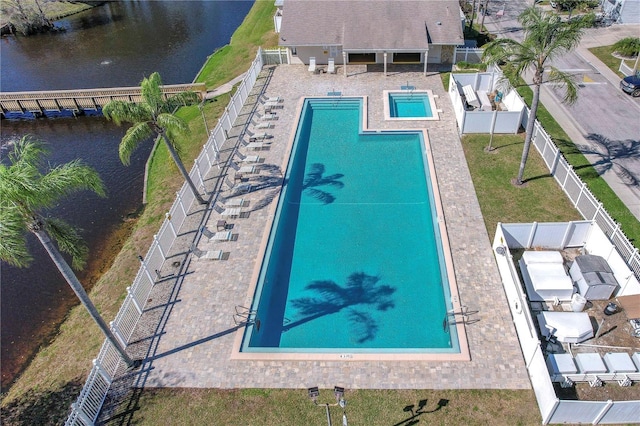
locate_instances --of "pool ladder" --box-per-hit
[233,305,257,326]
[442,306,479,331]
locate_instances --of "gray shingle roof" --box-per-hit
[279,0,464,50]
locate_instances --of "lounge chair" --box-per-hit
[224,197,245,207]
[247,131,273,140]
[327,57,336,74]
[240,155,261,163]
[253,121,272,130]
[238,165,257,174]
[264,100,283,109]
[259,113,278,121]
[191,245,224,260]
[200,226,232,242]
[221,207,244,217]
[264,96,282,103]
[308,57,318,73]
[246,141,269,150]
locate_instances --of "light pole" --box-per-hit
[308,386,348,426]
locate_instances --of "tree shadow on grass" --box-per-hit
[0,380,83,426]
[285,272,395,343]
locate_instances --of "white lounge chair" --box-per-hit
[253,122,272,129]
[224,198,245,207]
[259,113,278,121]
[264,101,283,109]
[327,57,336,74]
[246,142,269,150]
[264,96,282,103]
[191,245,224,260]
[308,57,318,73]
[240,155,261,163]
[248,131,273,140]
[221,207,243,217]
[200,227,232,242]
[238,165,257,174]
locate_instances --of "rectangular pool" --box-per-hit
[236,98,465,360]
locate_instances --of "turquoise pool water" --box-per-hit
[241,98,458,353]
[389,93,433,118]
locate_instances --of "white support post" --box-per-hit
[225,109,233,129]
[166,212,177,238]
[550,149,561,175]
[127,287,143,314]
[574,183,585,208]
[593,202,603,220]
[195,162,205,190]
[140,257,155,285]
[527,222,538,248]
[423,49,428,75]
[109,321,127,348]
[383,52,387,76]
[343,51,347,77]
[560,221,573,248]
[93,358,113,383]
[176,191,187,216]
[154,234,166,259]
[592,400,614,424]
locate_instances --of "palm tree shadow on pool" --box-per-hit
[302,163,344,204]
[284,272,396,343]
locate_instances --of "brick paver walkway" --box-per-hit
[102,64,529,420]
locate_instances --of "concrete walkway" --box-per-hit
[205,73,247,99]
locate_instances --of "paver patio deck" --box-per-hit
[130,64,531,391]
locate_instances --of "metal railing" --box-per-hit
[66,48,267,425]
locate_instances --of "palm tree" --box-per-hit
[102,72,206,204]
[483,7,589,185]
[0,136,138,368]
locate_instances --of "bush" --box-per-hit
[613,37,640,57]
[456,61,488,71]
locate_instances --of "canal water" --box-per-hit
[0,0,254,391]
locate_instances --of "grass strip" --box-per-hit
[588,45,631,78]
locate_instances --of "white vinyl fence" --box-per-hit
[529,120,640,280]
[66,48,270,426]
[453,46,484,64]
[493,223,640,425]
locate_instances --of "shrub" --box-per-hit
[613,37,640,57]
[456,61,488,71]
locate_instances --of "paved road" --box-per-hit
[481,1,640,221]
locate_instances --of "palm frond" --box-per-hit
[45,217,89,270]
[119,122,154,165]
[546,67,579,104]
[0,200,32,267]
[156,112,189,134]
[103,100,150,125]
[164,91,200,112]
[39,160,107,203]
[141,72,165,115]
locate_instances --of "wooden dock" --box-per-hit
[0,83,207,118]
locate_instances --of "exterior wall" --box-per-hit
[440,45,455,64]
[292,46,344,65]
[289,45,456,65]
[427,45,442,63]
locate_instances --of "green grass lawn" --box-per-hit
[588,45,631,78]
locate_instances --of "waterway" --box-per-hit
[0,0,254,391]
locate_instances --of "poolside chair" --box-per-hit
[246,141,270,150]
[264,100,283,109]
[221,207,244,218]
[259,113,278,121]
[240,155,261,163]
[224,197,245,207]
[200,226,232,242]
[308,57,318,73]
[247,130,273,140]
[191,244,224,260]
[264,96,282,103]
[252,121,272,130]
[327,57,336,74]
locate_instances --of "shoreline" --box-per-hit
[1,0,277,416]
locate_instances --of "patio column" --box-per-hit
[342,51,347,77]
[383,52,387,77]
[423,49,428,76]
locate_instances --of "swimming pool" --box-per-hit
[236,98,465,360]
[384,90,440,121]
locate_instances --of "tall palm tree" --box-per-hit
[0,136,138,368]
[102,72,206,204]
[483,7,589,185]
